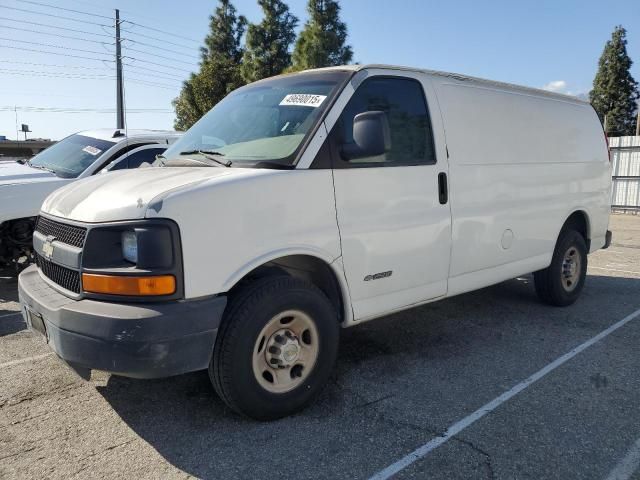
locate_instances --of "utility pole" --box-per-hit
[115,9,125,129]
[636,110,639,137]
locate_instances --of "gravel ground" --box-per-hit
[1,214,639,480]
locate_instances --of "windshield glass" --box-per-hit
[29,134,116,178]
[163,71,351,166]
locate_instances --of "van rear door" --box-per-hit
[327,73,451,320]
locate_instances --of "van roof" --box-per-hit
[304,64,589,104]
[77,129,182,143]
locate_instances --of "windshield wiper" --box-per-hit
[27,162,56,174]
[179,150,232,168]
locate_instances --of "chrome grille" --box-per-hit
[35,216,87,248]
[35,253,81,294]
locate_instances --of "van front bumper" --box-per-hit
[18,265,226,379]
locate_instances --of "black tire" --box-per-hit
[210,276,339,420]
[534,229,588,306]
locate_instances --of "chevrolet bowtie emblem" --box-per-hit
[42,237,55,259]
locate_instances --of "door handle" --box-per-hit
[438,172,448,204]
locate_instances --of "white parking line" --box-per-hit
[605,437,640,480]
[369,306,640,480]
[0,311,21,319]
[0,353,54,370]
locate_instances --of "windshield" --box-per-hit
[29,134,116,178]
[163,71,351,167]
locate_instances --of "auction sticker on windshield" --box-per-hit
[279,94,327,108]
[82,146,102,156]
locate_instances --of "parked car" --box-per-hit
[0,129,181,267]
[18,65,611,420]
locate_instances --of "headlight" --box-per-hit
[122,230,138,263]
[81,219,182,300]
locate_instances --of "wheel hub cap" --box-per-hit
[266,329,301,368]
[252,310,319,394]
[561,246,581,292]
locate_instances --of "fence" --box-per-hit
[610,136,640,212]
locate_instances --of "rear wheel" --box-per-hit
[534,229,588,306]
[210,276,339,420]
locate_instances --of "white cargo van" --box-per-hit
[18,65,612,420]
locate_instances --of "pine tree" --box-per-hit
[589,26,639,136]
[242,0,298,83]
[173,0,247,131]
[291,0,353,71]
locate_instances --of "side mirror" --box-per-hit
[341,110,391,160]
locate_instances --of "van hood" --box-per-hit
[0,160,57,186]
[41,166,263,222]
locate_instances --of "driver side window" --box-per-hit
[331,76,436,167]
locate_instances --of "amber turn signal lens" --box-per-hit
[82,274,176,296]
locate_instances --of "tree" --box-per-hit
[291,0,353,71]
[242,0,298,83]
[589,26,639,136]
[173,0,247,130]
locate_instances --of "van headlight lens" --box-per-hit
[122,230,138,263]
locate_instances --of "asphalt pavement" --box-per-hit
[1,214,639,480]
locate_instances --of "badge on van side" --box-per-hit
[364,271,392,281]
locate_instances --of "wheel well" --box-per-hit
[229,255,345,323]
[563,211,590,249]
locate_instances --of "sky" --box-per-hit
[0,0,638,140]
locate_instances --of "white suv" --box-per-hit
[0,129,181,266]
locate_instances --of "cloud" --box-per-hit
[541,80,589,99]
[543,80,568,93]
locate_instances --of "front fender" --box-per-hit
[220,246,339,292]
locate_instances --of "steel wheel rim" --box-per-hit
[561,246,581,292]
[252,309,319,394]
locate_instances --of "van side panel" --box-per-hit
[432,79,610,296]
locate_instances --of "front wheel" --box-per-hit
[534,229,588,306]
[210,276,339,420]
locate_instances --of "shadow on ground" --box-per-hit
[95,274,640,479]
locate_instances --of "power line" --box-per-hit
[0,67,113,77]
[0,15,113,38]
[0,44,115,62]
[15,0,113,20]
[122,20,200,44]
[64,0,123,14]
[0,23,109,45]
[0,105,173,113]
[123,45,198,67]
[66,0,180,28]
[122,38,201,61]
[124,66,186,83]
[0,5,113,28]
[0,68,114,79]
[0,68,183,89]
[126,74,181,88]
[123,63,185,80]
[123,55,194,74]
[121,28,199,51]
[126,79,181,91]
[2,88,112,99]
[0,37,113,57]
[1,59,112,71]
